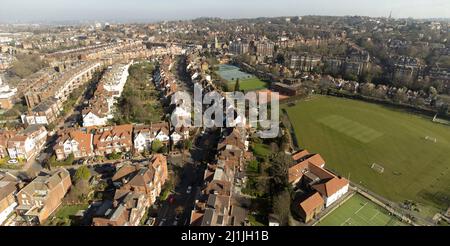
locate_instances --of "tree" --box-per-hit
[65,154,75,165]
[275,53,285,65]
[393,88,408,104]
[65,179,90,204]
[270,152,292,193]
[234,78,240,92]
[151,140,163,153]
[107,151,122,160]
[360,83,376,97]
[429,86,438,98]
[73,166,91,184]
[273,190,291,226]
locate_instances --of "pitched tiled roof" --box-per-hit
[56,129,92,153]
[312,177,349,197]
[93,124,133,147]
[292,150,310,161]
[299,192,324,215]
[288,153,326,183]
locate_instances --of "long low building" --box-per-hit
[21,61,104,126]
[24,61,103,109]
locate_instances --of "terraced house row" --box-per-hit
[53,123,179,161]
[82,62,131,127]
[0,125,48,162]
[152,55,190,143]
[21,61,104,126]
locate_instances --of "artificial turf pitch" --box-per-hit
[216,64,268,92]
[317,194,407,226]
[284,96,450,217]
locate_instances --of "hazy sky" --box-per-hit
[1,0,449,23]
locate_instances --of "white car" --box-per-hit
[7,159,18,164]
[186,186,192,194]
[146,218,156,226]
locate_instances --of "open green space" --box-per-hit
[284,95,450,217]
[113,62,164,125]
[317,194,407,226]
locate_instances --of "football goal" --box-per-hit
[424,136,437,143]
[371,163,385,174]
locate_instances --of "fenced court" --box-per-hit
[217,64,255,81]
[217,64,268,91]
[317,194,408,226]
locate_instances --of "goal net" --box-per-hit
[424,136,437,143]
[371,163,385,174]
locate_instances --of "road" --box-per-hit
[154,56,223,226]
[156,160,204,226]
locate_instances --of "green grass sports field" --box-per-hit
[284,96,450,217]
[317,194,407,226]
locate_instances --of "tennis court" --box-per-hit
[317,194,408,226]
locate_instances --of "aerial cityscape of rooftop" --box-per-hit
[0,0,449,239]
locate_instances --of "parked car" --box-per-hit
[7,159,18,164]
[146,217,156,226]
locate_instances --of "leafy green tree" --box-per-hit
[270,152,292,193]
[273,190,291,226]
[73,166,91,183]
[151,140,163,153]
[107,151,122,160]
[65,154,75,165]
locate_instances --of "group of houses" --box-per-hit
[82,62,131,127]
[0,168,72,225]
[21,61,104,126]
[0,153,169,226]
[190,127,250,226]
[91,154,168,226]
[152,55,191,143]
[53,122,178,161]
[0,125,48,162]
